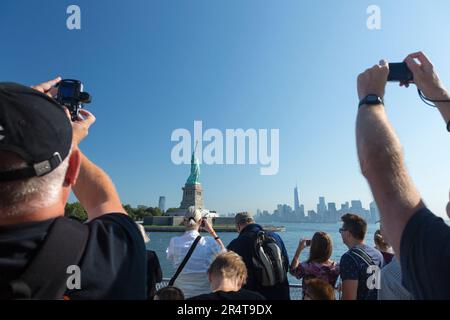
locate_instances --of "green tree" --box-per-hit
[123,204,137,220]
[65,202,88,222]
[145,207,163,217]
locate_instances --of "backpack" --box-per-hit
[250,230,288,287]
[0,217,89,299]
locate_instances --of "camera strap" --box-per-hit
[417,89,450,132]
[168,235,202,287]
[417,88,450,107]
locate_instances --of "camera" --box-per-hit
[387,62,413,82]
[305,240,311,246]
[55,79,92,121]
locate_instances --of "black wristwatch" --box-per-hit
[359,94,384,108]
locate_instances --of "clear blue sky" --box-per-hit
[1,0,449,218]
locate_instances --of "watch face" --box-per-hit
[367,95,378,103]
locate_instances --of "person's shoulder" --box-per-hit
[87,213,141,240]
[268,231,284,242]
[147,250,158,260]
[227,237,240,250]
[188,293,218,300]
[340,250,352,262]
[238,289,266,300]
[87,212,135,229]
[84,213,146,262]
[402,207,450,248]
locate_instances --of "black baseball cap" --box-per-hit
[0,82,72,182]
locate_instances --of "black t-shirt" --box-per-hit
[400,207,450,299]
[146,250,163,299]
[188,289,266,300]
[0,213,147,299]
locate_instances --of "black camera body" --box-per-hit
[56,79,91,121]
[387,62,413,82]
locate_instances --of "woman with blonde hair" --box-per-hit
[166,206,225,298]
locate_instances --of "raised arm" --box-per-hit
[356,60,424,256]
[403,52,450,129]
[289,239,307,274]
[71,109,126,220]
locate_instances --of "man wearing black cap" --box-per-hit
[0,78,146,299]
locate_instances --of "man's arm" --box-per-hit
[404,52,450,128]
[341,280,358,300]
[356,60,423,256]
[71,109,126,220]
[72,150,126,220]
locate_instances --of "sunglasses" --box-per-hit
[339,227,347,233]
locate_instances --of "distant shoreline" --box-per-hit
[143,225,285,232]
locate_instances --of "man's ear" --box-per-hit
[64,149,81,186]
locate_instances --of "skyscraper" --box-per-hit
[317,196,327,221]
[158,196,166,213]
[293,185,304,219]
[294,185,300,211]
[328,202,337,222]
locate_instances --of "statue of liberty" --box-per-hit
[186,141,200,185]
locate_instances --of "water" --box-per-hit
[146,222,380,285]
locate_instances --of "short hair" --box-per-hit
[234,211,254,226]
[0,150,70,218]
[208,251,247,286]
[154,286,184,300]
[184,206,202,228]
[304,278,335,300]
[341,213,367,240]
[308,232,333,264]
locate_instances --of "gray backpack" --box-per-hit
[251,230,287,287]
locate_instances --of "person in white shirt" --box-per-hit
[166,206,226,298]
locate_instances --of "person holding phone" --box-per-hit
[166,206,225,298]
[290,232,340,299]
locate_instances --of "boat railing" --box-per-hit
[156,278,341,300]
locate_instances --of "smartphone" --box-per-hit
[305,240,311,246]
[387,62,413,82]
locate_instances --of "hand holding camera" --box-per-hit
[402,52,450,101]
[357,59,389,101]
[31,77,95,145]
[296,238,311,253]
[55,79,92,121]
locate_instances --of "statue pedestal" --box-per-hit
[179,183,204,210]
